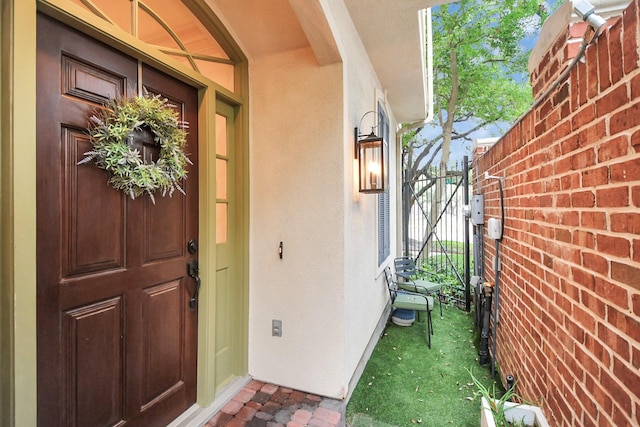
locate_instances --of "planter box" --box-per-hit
[481,397,550,427]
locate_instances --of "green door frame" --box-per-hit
[0,1,250,425]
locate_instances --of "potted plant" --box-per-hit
[468,370,550,427]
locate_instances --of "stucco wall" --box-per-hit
[249,45,348,397]
[248,0,397,399]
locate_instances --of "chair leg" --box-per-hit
[426,310,432,349]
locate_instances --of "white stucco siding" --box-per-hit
[242,0,408,400]
[324,0,398,395]
[249,46,347,398]
[341,75,397,393]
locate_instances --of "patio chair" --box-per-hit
[394,257,444,316]
[383,267,434,348]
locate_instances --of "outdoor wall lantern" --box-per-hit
[355,112,385,193]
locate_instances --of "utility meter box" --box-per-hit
[471,195,484,225]
[488,218,502,240]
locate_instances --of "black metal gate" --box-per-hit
[401,156,471,310]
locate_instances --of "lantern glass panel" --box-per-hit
[358,136,384,193]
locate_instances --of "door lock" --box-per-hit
[187,259,201,310]
[187,239,198,254]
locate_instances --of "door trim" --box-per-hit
[2,1,250,425]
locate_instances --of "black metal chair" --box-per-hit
[394,257,443,316]
[383,267,434,348]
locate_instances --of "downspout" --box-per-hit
[398,8,434,256]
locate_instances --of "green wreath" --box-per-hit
[79,94,191,203]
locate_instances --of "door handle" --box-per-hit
[187,259,201,310]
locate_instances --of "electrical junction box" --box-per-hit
[471,195,484,225]
[487,218,502,240]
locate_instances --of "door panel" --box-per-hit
[63,298,125,427]
[142,280,183,406]
[63,127,126,276]
[37,14,198,427]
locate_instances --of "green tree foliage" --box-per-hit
[404,0,549,182]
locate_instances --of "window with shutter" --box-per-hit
[377,105,390,266]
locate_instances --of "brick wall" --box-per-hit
[474,1,640,425]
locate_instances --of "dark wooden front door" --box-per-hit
[36,14,199,427]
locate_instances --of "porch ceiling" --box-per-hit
[210,0,451,123]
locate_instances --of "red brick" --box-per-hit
[597,234,630,257]
[564,306,596,338]
[632,129,640,152]
[600,323,627,364]
[596,187,629,207]
[598,31,612,91]
[313,407,341,424]
[573,267,596,290]
[622,0,640,75]
[609,23,624,84]
[596,84,628,116]
[598,135,629,162]
[610,212,640,233]
[573,103,596,129]
[600,364,633,417]
[308,418,333,427]
[207,411,234,426]
[585,333,611,367]
[611,261,640,290]
[611,158,640,182]
[575,377,598,421]
[573,191,595,207]
[585,374,613,419]
[610,102,640,136]
[570,21,590,38]
[612,404,631,427]
[261,383,279,395]
[222,400,245,415]
[246,380,266,391]
[583,252,608,276]
[600,279,629,309]
[556,193,571,207]
[634,239,640,262]
[553,157,571,175]
[634,293,640,316]
[236,406,258,421]
[582,166,608,187]
[234,389,257,403]
[581,211,607,229]
[613,357,640,397]
[582,289,607,319]
[574,230,596,248]
[572,149,596,170]
[633,185,640,206]
[291,409,312,424]
[633,74,640,100]
[561,211,579,226]
[586,44,599,99]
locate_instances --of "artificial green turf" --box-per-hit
[346,305,504,427]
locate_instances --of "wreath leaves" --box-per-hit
[79,93,191,203]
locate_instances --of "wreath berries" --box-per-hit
[79,94,191,203]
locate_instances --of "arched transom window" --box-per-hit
[70,0,237,92]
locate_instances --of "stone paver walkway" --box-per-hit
[205,380,344,427]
